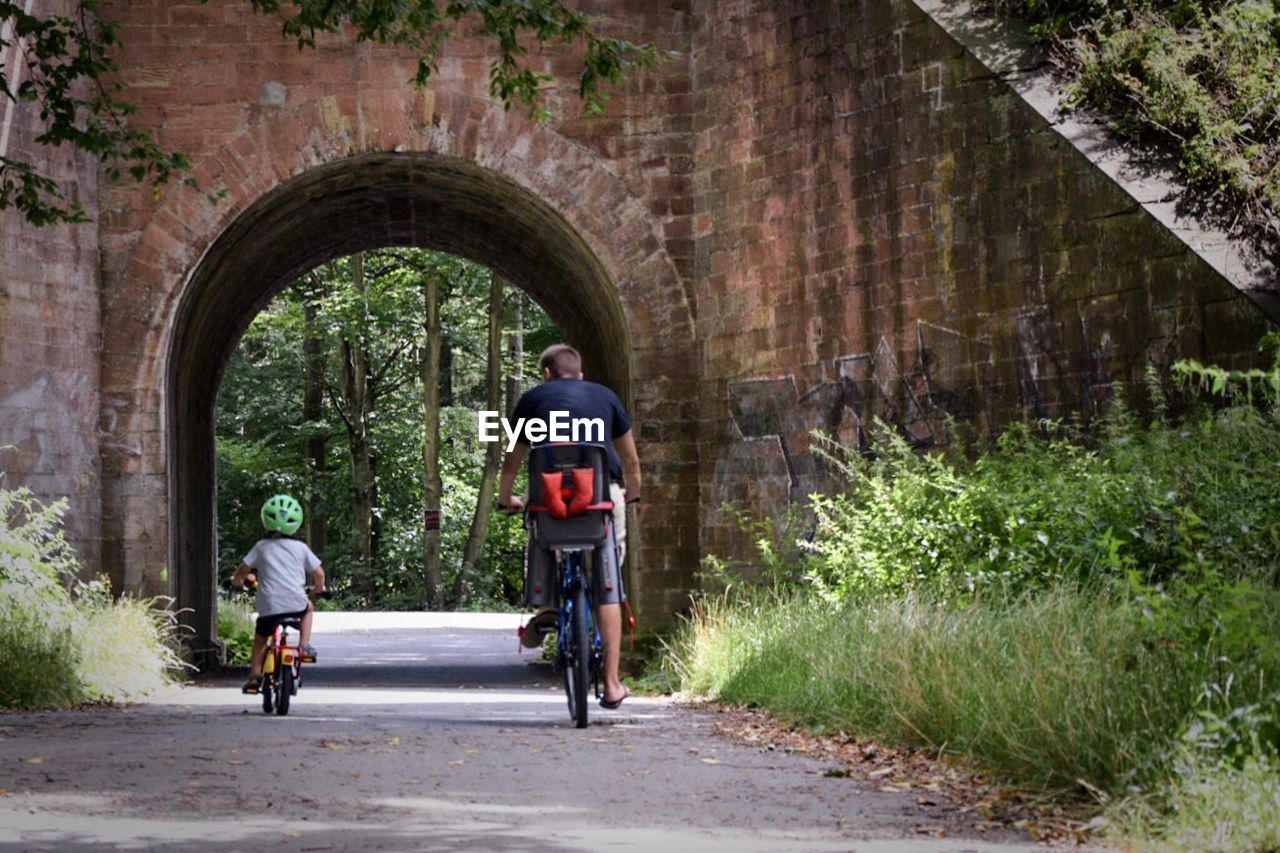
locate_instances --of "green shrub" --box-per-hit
[670,366,1280,809]
[801,394,1280,599]
[218,595,256,665]
[989,0,1280,256]
[0,602,83,710]
[0,484,184,708]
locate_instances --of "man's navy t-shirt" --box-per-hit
[512,378,631,481]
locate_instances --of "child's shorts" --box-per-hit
[255,607,310,638]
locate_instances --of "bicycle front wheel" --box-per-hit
[565,584,590,728]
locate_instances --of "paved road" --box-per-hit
[0,614,1035,852]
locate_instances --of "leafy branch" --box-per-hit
[0,0,190,225]
[2,0,673,227]
[249,0,673,120]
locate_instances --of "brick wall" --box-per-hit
[0,0,102,571]
[690,0,1274,564]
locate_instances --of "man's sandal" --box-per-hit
[599,687,630,710]
[241,675,263,695]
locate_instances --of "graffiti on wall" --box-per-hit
[726,321,994,504]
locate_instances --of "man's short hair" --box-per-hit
[539,344,582,378]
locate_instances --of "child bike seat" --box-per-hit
[526,443,613,550]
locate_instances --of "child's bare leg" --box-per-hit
[249,634,268,676]
[300,602,315,648]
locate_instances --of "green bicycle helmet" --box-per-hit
[261,494,303,535]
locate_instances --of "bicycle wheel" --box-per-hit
[276,665,292,716]
[261,675,274,714]
[565,584,590,728]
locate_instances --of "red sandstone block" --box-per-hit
[158,25,248,46]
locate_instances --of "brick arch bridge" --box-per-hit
[2,0,1275,655]
[102,88,696,653]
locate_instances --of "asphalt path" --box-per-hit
[0,613,1037,852]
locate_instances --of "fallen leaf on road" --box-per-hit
[867,767,894,779]
[387,737,400,746]
[319,741,346,750]
[283,831,304,838]
[0,788,7,796]
[448,759,466,766]
[700,757,721,765]
[23,757,45,765]
[465,749,479,755]
[225,759,247,765]
[821,768,851,778]
[622,744,635,752]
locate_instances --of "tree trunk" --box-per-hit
[338,254,375,594]
[302,283,328,555]
[506,293,524,416]
[421,269,444,609]
[458,273,505,601]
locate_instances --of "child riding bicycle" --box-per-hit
[230,494,326,694]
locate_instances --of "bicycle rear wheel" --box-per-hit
[564,584,590,728]
[261,675,274,714]
[276,666,293,716]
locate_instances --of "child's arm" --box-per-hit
[230,561,256,589]
[309,565,326,596]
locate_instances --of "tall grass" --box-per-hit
[1,485,185,709]
[668,584,1279,795]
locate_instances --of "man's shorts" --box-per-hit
[525,522,624,609]
[255,607,310,638]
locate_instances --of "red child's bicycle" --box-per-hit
[227,579,330,716]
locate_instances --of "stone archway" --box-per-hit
[99,90,700,657]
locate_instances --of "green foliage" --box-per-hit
[799,396,1280,599]
[990,0,1280,257]
[3,1,668,227]
[248,0,672,120]
[217,595,256,666]
[667,584,1280,795]
[0,0,191,225]
[216,249,554,610]
[670,358,1280,832]
[1115,752,1280,850]
[0,484,184,709]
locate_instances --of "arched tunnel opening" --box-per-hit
[169,153,634,658]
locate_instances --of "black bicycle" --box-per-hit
[520,442,615,728]
[554,549,604,727]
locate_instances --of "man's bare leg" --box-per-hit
[597,602,627,703]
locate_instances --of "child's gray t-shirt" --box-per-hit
[243,537,322,617]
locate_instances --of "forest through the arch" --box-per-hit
[216,249,561,617]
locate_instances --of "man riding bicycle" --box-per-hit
[497,344,642,710]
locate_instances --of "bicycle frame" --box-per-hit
[260,621,308,716]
